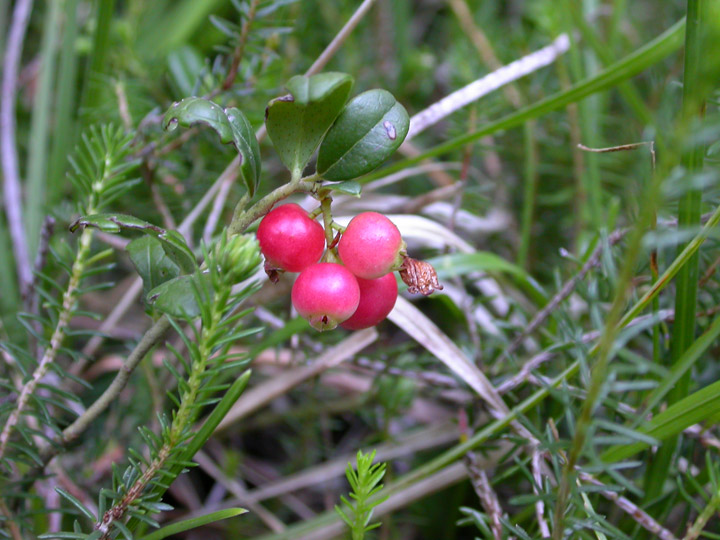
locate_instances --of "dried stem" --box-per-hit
[1,0,34,296]
[220,0,261,91]
[305,0,378,76]
[577,471,677,540]
[40,315,172,464]
[465,452,504,540]
[95,442,172,537]
[28,216,56,317]
[0,498,23,540]
[532,450,550,538]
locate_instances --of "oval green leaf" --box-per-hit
[225,107,261,195]
[146,273,210,319]
[317,89,409,181]
[127,236,181,298]
[163,98,261,195]
[265,72,353,178]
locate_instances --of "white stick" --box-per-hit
[406,33,570,140]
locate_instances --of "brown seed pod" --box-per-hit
[399,257,443,296]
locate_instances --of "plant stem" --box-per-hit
[79,0,115,116]
[518,121,538,269]
[0,225,94,461]
[51,316,171,454]
[96,253,241,536]
[227,177,315,236]
[25,0,62,257]
[683,488,720,540]
[47,0,80,206]
[40,176,315,465]
[552,136,665,539]
[645,0,706,496]
[220,0,260,91]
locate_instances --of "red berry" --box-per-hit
[257,203,325,272]
[292,263,360,331]
[338,212,404,279]
[341,273,398,330]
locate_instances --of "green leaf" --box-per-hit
[317,89,409,181]
[137,508,247,540]
[265,72,354,178]
[70,213,196,274]
[634,313,720,426]
[146,274,209,319]
[162,98,261,195]
[55,487,96,521]
[158,230,196,274]
[163,97,233,140]
[69,213,160,234]
[325,180,362,197]
[601,378,720,463]
[126,237,181,298]
[167,46,207,98]
[225,107,261,196]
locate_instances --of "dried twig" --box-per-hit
[305,0,378,76]
[194,450,286,532]
[577,471,677,540]
[465,452,504,540]
[405,33,570,140]
[532,450,551,538]
[0,498,22,540]
[28,216,56,316]
[1,0,34,296]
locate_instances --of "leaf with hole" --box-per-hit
[71,214,196,274]
[317,89,409,181]
[265,72,353,178]
[162,97,260,195]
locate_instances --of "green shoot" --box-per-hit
[335,450,389,540]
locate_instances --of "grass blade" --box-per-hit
[137,508,247,540]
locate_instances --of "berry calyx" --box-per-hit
[340,273,398,330]
[257,203,325,273]
[292,263,360,331]
[338,212,404,279]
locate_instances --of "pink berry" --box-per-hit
[341,273,398,330]
[338,212,404,279]
[257,203,325,272]
[292,263,360,331]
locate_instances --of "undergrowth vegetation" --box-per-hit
[2,1,720,539]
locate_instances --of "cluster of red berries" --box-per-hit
[257,204,405,331]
